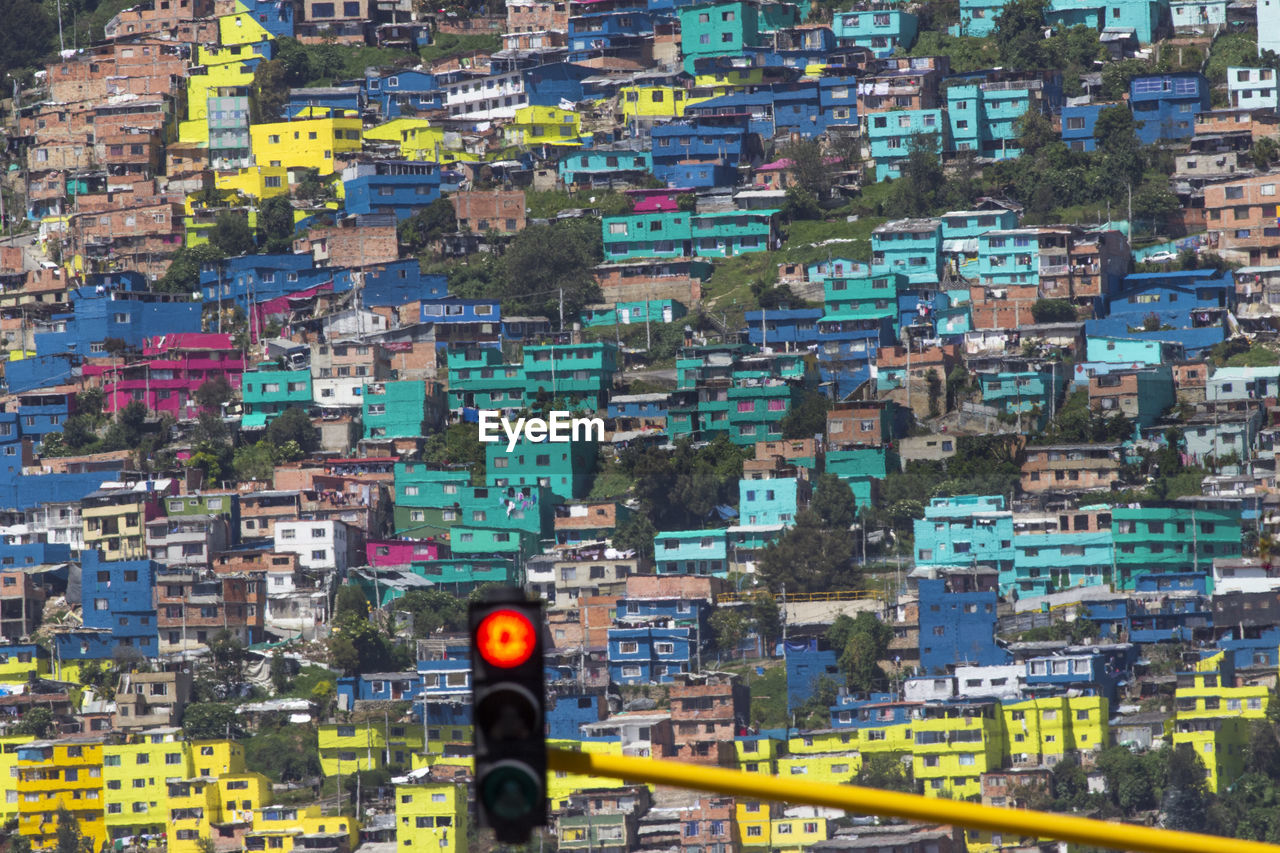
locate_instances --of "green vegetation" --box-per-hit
[418,31,502,63]
[758,474,860,592]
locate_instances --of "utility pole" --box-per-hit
[559,288,564,333]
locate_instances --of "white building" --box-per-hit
[1228,66,1279,110]
[1260,0,1280,55]
[273,519,362,572]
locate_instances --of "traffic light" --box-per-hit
[470,590,546,844]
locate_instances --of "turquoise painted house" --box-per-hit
[1010,528,1114,596]
[865,109,948,180]
[602,209,778,260]
[831,6,918,55]
[978,369,1066,428]
[913,495,1015,574]
[953,0,1010,35]
[523,342,619,408]
[655,529,729,575]
[1084,335,1181,366]
[446,347,527,411]
[945,75,1063,160]
[363,380,441,440]
[825,447,898,508]
[738,477,806,527]
[678,0,799,72]
[581,299,687,327]
[486,433,599,501]
[1046,0,1169,43]
[871,218,943,284]
[241,362,312,429]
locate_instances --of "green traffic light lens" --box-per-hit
[481,765,541,821]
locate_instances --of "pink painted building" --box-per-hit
[86,333,245,420]
[366,538,446,566]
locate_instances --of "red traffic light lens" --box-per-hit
[476,609,537,668]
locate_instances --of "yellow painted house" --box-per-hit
[735,737,781,775]
[911,705,1005,800]
[180,40,268,146]
[395,783,468,853]
[736,799,775,847]
[546,739,633,809]
[0,734,36,821]
[1001,696,1109,765]
[504,105,582,146]
[770,815,829,850]
[213,166,290,201]
[318,721,426,776]
[103,735,190,841]
[168,777,223,853]
[249,117,363,176]
[16,736,107,851]
[219,4,277,46]
[0,644,50,683]
[1176,651,1270,721]
[246,804,357,853]
[364,118,450,162]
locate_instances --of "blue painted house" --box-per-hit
[1085,269,1232,358]
[784,637,841,712]
[1129,73,1209,144]
[342,160,442,219]
[650,121,753,188]
[918,575,1009,674]
[201,254,353,309]
[54,551,159,662]
[361,260,448,306]
[34,277,202,358]
[1061,103,1113,151]
[364,69,442,117]
[608,626,693,684]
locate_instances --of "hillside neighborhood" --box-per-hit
[3,0,1280,849]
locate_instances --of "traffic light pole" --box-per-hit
[545,748,1280,853]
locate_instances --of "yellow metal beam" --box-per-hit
[546,747,1280,853]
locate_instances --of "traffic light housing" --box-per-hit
[470,590,546,844]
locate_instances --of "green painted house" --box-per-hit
[363,380,444,439]
[242,362,312,428]
[678,0,799,72]
[446,347,527,411]
[487,433,599,501]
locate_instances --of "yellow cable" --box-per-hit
[546,748,1280,853]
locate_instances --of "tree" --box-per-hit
[757,475,861,591]
[1031,298,1077,323]
[1093,105,1144,196]
[926,368,943,418]
[258,195,297,253]
[780,388,832,439]
[810,473,859,530]
[333,583,370,623]
[422,422,486,483]
[182,702,242,739]
[779,139,831,201]
[202,630,249,700]
[612,513,657,563]
[1163,743,1212,831]
[398,198,457,254]
[889,133,944,216]
[0,0,54,83]
[1132,178,1181,237]
[251,58,289,122]
[195,376,234,413]
[157,243,224,294]
[233,441,277,482]
[209,211,256,257]
[854,754,913,792]
[751,592,782,651]
[264,406,319,453]
[711,608,747,659]
[269,652,292,694]
[396,589,468,637]
[13,706,54,737]
[993,0,1049,69]
[54,807,92,853]
[499,218,603,322]
[829,612,892,693]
